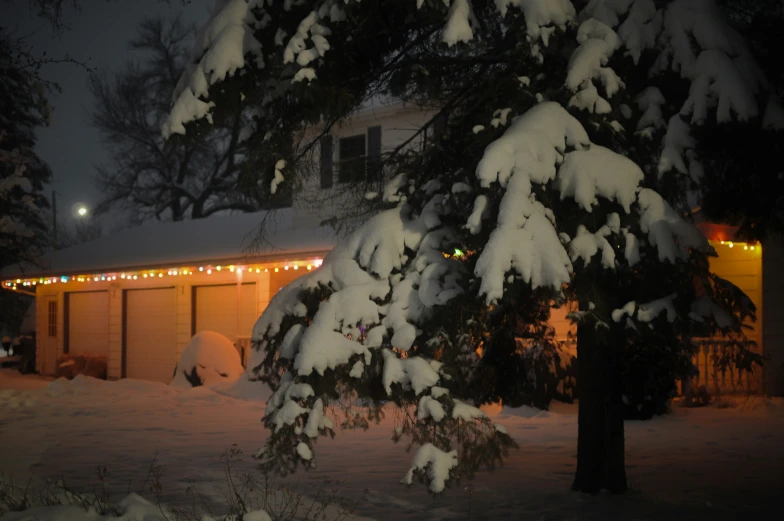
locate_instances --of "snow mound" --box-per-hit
[170,331,244,388]
[498,404,552,420]
[210,374,274,402]
[45,374,107,396]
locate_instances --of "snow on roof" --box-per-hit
[0,209,337,279]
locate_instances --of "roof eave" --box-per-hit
[0,248,332,281]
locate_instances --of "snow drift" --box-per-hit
[170,331,244,388]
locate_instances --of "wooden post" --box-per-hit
[236,268,243,361]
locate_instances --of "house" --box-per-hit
[692,222,784,396]
[0,99,429,383]
[291,98,439,229]
[0,209,336,382]
[2,100,782,396]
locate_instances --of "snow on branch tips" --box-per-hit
[636,86,666,133]
[557,146,643,213]
[442,0,476,46]
[566,17,623,111]
[283,5,342,84]
[574,0,783,184]
[472,101,710,303]
[495,0,576,60]
[580,0,660,64]
[163,0,263,137]
[473,102,586,302]
[637,188,708,262]
[270,160,286,194]
[402,443,458,493]
[652,0,774,125]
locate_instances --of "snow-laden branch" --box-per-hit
[472,102,708,304]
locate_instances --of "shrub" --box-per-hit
[55,354,107,380]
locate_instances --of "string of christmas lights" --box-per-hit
[2,241,759,291]
[1,259,324,291]
[715,240,760,251]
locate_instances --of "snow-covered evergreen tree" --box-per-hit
[0,29,52,270]
[0,28,55,340]
[169,0,773,495]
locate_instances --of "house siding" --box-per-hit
[692,242,765,393]
[708,244,764,349]
[293,105,438,229]
[108,284,123,379]
[175,283,192,360]
[763,239,784,396]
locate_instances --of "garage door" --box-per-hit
[68,291,109,357]
[194,283,256,340]
[125,288,177,383]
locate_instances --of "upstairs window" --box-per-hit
[320,126,381,187]
[337,134,367,183]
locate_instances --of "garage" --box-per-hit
[696,241,764,390]
[194,283,257,341]
[708,243,763,348]
[124,288,177,383]
[270,269,304,297]
[67,291,109,357]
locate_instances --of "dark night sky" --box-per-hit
[2,0,210,231]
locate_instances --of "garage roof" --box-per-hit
[1,209,338,279]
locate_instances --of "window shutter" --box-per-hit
[433,111,448,140]
[367,126,382,181]
[320,135,333,188]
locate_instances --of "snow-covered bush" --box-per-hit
[171,331,244,388]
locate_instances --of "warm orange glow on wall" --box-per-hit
[706,239,763,356]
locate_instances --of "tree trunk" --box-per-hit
[571,312,627,494]
[605,323,627,493]
[572,322,605,494]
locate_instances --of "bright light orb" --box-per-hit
[77,206,88,217]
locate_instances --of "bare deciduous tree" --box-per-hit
[91,15,264,224]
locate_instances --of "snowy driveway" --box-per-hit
[1,370,782,521]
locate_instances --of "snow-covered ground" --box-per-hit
[1,371,781,520]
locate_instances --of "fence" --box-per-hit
[687,338,763,395]
[554,336,763,396]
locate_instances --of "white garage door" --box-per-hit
[68,291,109,357]
[125,288,177,383]
[194,283,256,340]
